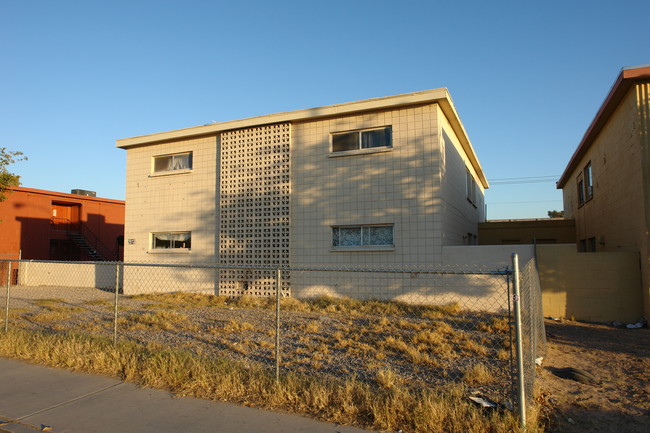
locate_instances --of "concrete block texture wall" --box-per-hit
[439,110,485,245]
[123,136,218,265]
[563,89,645,251]
[290,104,442,270]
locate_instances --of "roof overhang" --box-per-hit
[557,65,650,188]
[116,88,488,188]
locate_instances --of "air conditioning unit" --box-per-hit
[71,189,96,197]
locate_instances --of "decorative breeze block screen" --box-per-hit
[219,123,290,297]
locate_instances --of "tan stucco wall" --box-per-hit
[121,98,486,297]
[561,83,650,317]
[18,261,117,289]
[123,136,218,265]
[537,244,643,323]
[289,103,443,268]
[562,88,645,251]
[439,109,485,246]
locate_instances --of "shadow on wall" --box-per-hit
[15,215,124,262]
[537,244,643,323]
[121,115,495,304]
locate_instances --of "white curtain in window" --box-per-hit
[171,154,190,170]
[154,232,190,241]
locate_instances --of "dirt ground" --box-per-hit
[536,319,650,432]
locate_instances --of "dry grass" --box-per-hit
[463,363,492,385]
[119,310,189,331]
[0,328,541,433]
[1,292,542,431]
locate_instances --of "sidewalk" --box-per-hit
[0,357,370,433]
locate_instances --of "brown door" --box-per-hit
[51,203,81,231]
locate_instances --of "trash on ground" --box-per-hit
[469,395,497,408]
[626,317,647,329]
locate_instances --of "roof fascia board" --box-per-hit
[557,66,650,188]
[7,186,124,204]
[437,95,489,188]
[116,88,450,149]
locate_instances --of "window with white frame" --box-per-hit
[152,152,192,173]
[151,232,191,250]
[332,225,394,247]
[331,127,392,153]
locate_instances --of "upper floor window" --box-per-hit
[332,225,394,248]
[577,174,585,206]
[331,127,392,153]
[153,152,192,174]
[584,162,593,201]
[466,169,477,206]
[576,161,592,206]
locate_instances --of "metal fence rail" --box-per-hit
[1,257,545,423]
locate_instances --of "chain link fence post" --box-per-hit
[3,261,11,333]
[275,268,281,382]
[512,253,526,427]
[113,262,121,345]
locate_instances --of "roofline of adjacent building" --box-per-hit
[557,64,650,188]
[115,88,489,188]
[6,186,125,205]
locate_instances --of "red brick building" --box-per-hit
[0,187,125,261]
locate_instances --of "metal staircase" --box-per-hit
[67,232,105,261]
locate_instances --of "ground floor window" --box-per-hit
[151,232,191,250]
[332,225,394,247]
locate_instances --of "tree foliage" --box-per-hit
[547,210,564,218]
[0,147,27,201]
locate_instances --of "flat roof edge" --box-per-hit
[116,88,450,148]
[557,65,650,188]
[7,186,124,204]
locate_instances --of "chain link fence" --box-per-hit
[518,257,547,404]
[1,256,544,418]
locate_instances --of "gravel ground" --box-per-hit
[4,286,515,402]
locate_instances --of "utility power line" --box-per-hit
[488,175,560,185]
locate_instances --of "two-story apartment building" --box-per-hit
[117,88,488,297]
[557,65,650,318]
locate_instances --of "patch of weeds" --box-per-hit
[302,320,321,333]
[477,315,511,334]
[130,292,228,309]
[462,362,491,385]
[120,310,189,331]
[376,368,401,389]
[83,299,113,307]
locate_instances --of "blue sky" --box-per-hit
[1,0,648,219]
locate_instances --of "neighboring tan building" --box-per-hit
[478,218,576,245]
[0,187,125,261]
[117,88,489,296]
[557,64,650,318]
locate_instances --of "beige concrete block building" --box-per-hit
[117,89,488,297]
[557,65,650,318]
